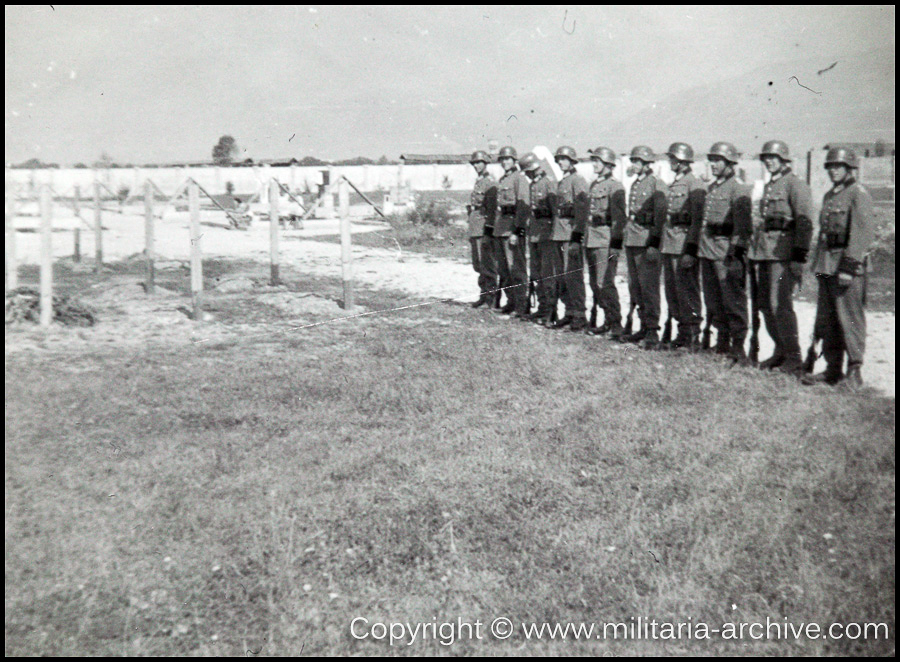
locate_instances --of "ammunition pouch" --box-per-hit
[557,203,575,219]
[499,205,517,216]
[763,215,793,232]
[706,222,733,237]
[591,214,612,227]
[825,232,849,249]
[668,212,691,227]
[631,213,654,228]
[533,208,553,219]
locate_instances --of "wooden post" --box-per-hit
[5,192,17,292]
[339,178,354,311]
[189,180,203,319]
[73,227,81,263]
[93,180,103,271]
[269,178,280,285]
[338,175,350,218]
[144,180,155,294]
[40,185,53,327]
[323,166,335,218]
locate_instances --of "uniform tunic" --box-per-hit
[662,172,706,331]
[467,171,498,297]
[691,174,752,342]
[586,174,627,326]
[811,178,875,368]
[529,172,557,315]
[748,169,814,363]
[493,169,531,312]
[624,173,667,333]
[554,170,591,320]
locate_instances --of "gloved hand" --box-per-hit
[837,271,853,292]
[646,246,661,263]
[570,231,583,244]
[509,234,518,247]
[725,254,745,278]
[466,204,473,215]
[680,254,697,269]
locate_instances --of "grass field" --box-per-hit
[5,256,894,656]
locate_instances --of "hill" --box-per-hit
[607,48,895,156]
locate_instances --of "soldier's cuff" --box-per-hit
[646,235,661,249]
[609,237,623,250]
[683,242,698,257]
[790,247,808,264]
[837,255,864,276]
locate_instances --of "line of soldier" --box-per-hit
[466,142,874,388]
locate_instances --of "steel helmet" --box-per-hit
[469,150,490,164]
[554,146,577,162]
[518,153,541,172]
[497,146,518,160]
[824,146,859,169]
[707,141,740,164]
[759,140,792,162]
[630,145,655,163]
[666,142,694,163]
[588,146,617,167]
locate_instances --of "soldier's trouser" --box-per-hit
[531,240,555,314]
[663,254,702,331]
[700,257,748,340]
[565,242,587,320]
[815,273,866,369]
[548,241,571,313]
[753,260,801,361]
[496,236,528,313]
[626,247,662,332]
[586,247,621,325]
[470,236,498,297]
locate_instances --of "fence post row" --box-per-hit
[5,189,18,292]
[339,177,354,311]
[144,179,155,294]
[269,178,280,285]
[40,184,53,327]
[93,180,103,270]
[189,180,203,320]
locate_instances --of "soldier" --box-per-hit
[803,147,874,388]
[662,143,706,350]
[551,146,591,331]
[686,142,752,362]
[520,152,557,324]
[748,140,814,372]
[584,146,627,338]
[620,146,667,348]
[494,146,531,317]
[466,150,499,308]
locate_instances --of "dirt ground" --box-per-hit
[9,208,896,397]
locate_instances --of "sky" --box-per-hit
[4,5,896,164]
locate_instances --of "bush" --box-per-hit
[405,196,454,227]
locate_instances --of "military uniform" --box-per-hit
[748,169,813,366]
[810,177,874,377]
[624,173,667,334]
[662,172,706,340]
[554,169,591,321]
[468,170,498,302]
[687,174,752,349]
[494,169,531,314]
[528,170,557,320]
[586,173,627,329]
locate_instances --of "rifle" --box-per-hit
[661,314,673,345]
[624,301,637,335]
[748,263,761,364]
[701,318,712,351]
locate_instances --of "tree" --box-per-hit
[212,135,239,165]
